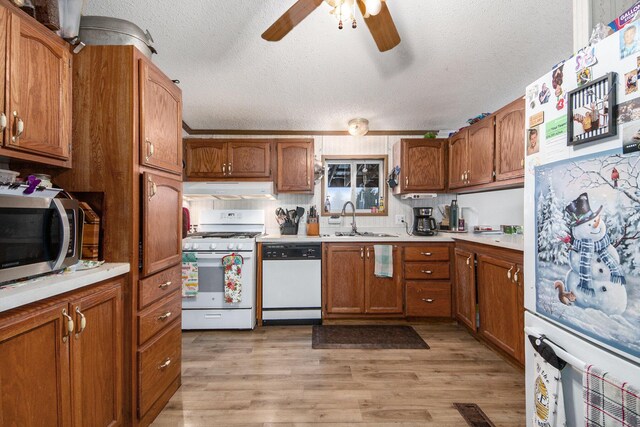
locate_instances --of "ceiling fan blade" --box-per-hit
[262,0,324,41]
[356,0,401,52]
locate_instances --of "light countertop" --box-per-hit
[257,232,524,251]
[0,263,130,314]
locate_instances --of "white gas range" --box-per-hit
[181,210,264,330]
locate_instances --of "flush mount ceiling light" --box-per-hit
[348,118,369,136]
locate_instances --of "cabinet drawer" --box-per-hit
[406,282,451,317]
[138,319,181,417]
[138,291,182,345]
[405,262,450,280]
[138,264,182,309]
[404,246,450,262]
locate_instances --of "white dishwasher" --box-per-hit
[262,243,322,325]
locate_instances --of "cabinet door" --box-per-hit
[227,140,271,178]
[495,98,525,181]
[364,245,403,314]
[142,172,182,277]
[70,280,123,427]
[184,139,227,179]
[467,118,495,186]
[277,140,314,193]
[139,60,183,175]
[454,248,476,331]
[0,7,6,147]
[0,302,72,426]
[448,130,468,189]
[324,244,365,314]
[7,12,71,160]
[477,254,520,359]
[515,263,525,364]
[401,139,446,192]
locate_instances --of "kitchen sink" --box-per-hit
[334,231,399,238]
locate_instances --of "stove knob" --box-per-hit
[209,243,217,250]
[192,243,199,250]
[236,243,244,250]
[227,243,235,250]
[183,243,191,250]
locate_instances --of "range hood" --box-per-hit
[183,181,276,200]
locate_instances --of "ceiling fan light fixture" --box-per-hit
[348,118,369,136]
[364,0,382,16]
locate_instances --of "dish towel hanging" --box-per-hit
[222,253,244,303]
[529,335,567,427]
[374,245,393,278]
[181,252,198,297]
[584,364,640,427]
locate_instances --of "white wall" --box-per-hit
[185,134,524,235]
[456,188,524,228]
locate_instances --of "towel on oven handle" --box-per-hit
[222,253,244,303]
[182,252,198,298]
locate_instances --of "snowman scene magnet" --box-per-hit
[535,149,640,358]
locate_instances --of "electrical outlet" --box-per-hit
[395,214,405,225]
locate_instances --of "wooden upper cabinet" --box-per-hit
[448,130,468,189]
[324,244,365,314]
[495,98,525,181]
[364,245,403,314]
[142,172,182,277]
[227,140,271,178]
[0,301,72,427]
[184,139,226,178]
[70,281,123,427]
[276,139,314,193]
[477,253,522,361]
[139,59,182,175]
[0,7,6,147]
[454,248,476,331]
[396,139,446,192]
[466,118,495,186]
[6,11,71,160]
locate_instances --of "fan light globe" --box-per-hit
[348,118,369,136]
[364,0,382,16]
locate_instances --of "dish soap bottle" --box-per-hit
[324,196,331,213]
[458,208,465,232]
[450,200,459,231]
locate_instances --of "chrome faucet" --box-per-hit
[341,201,358,234]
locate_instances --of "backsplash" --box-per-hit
[184,133,521,235]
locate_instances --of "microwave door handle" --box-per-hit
[51,199,71,270]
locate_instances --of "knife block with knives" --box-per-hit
[306,205,319,236]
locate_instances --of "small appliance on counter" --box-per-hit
[413,207,437,236]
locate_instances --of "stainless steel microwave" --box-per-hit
[0,195,83,284]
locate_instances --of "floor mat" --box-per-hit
[453,403,496,427]
[311,325,429,349]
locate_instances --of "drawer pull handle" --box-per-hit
[75,307,87,337]
[507,266,513,280]
[222,163,226,175]
[422,298,434,303]
[12,112,24,142]
[204,314,222,319]
[466,255,471,265]
[145,138,155,161]
[420,252,432,256]
[157,311,172,321]
[360,247,364,259]
[366,247,370,259]
[148,176,157,200]
[514,268,520,284]
[61,309,74,343]
[0,112,6,132]
[421,270,433,275]
[158,281,172,289]
[158,357,171,370]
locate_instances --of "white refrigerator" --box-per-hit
[524,21,640,426]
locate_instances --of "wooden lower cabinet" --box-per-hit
[324,243,403,316]
[0,277,124,427]
[406,281,451,317]
[454,248,476,331]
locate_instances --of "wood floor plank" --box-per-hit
[152,322,525,426]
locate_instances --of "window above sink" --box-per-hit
[322,155,388,217]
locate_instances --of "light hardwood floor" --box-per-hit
[152,321,525,426]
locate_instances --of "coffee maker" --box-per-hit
[413,207,437,236]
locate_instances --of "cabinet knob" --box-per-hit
[520,159,524,168]
[222,163,226,175]
[466,255,471,265]
[366,247,370,259]
[421,270,433,275]
[61,309,74,343]
[307,177,310,187]
[507,266,514,280]
[405,176,409,186]
[158,281,172,289]
[148,176,157,200]
[360,247,364,259]
[420,252,432,256]
[228,163,232,175]
[514,267,520,284]
[157,311,172,321]
[75,306,87,337]
[0,112,6,132]
[421,298,434,303]
[12,111,23,142]
[158,357,171,370]
[145,138,155,161]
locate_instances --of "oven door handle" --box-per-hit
[187,253,254,261]
[51,199,71,271]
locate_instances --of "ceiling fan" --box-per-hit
[261,0,401,52]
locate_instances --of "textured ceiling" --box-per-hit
[84,0,573,131]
